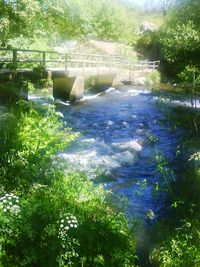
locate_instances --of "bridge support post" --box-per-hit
[92,73,117,92]
[65,54,68,72]
[42,52,46,67]
[13,49,17,69]
[82,55,85,76]
[53,74,84,101]
[129,63,132,81]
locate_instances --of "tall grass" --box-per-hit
[149,92,200,267]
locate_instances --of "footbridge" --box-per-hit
[0,48,159,101]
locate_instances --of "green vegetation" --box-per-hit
[145,70,161,87]
[0,101,137,267]
[2,0,200,266]
[146,91,200,267]
[136,2,200,254]
[0,0,142,49]
[136,0,200,82]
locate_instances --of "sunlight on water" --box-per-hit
[57,86,178,219]
[82,93,102,100]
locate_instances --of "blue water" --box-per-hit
[58,86,178,220]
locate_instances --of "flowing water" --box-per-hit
[57,86,178,220]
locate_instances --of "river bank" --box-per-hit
[145,88,200,266]
[0,98,137,267]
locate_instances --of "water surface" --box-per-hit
[58,86,178,220]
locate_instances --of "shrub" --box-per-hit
[0,174,137,266]
[0,81,28,103]
[145,70,161,87]
[0,101,137,267]
[0,101,77,192]
[150,220,200,267]
[148,97,200,267]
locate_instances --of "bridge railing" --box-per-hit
[0,48,159,74]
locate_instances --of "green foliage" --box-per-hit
[145,70,161,87]
[178,65,200,96]
[145,13,164,28]
[31,65,52,89]
[0,175,137,266]
[150,220,200,267]
[0,102,137,266]
[159,21,200,64]
[178,65,199,84]
[156,0,200,79]
[0,101,77,192]
[0,0,44,47]
[136,31,160,60]
[27,82,36,93]
[136,0,200,80]
[0,0,138,47]
[84,76,96,92]
[148,95,200,267]
[91,0,129,41]
[0,80,28,103]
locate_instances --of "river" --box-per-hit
[57,86,178,221]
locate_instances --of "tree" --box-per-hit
[91,0,129,41]
[156,0,200,78]
[0,0,136,48]
[0,0,44,47]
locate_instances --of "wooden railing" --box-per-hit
[0,48,159,74]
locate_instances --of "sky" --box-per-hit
[121,0,172,11]
[123,0,164,8]
[126,0,146,6]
